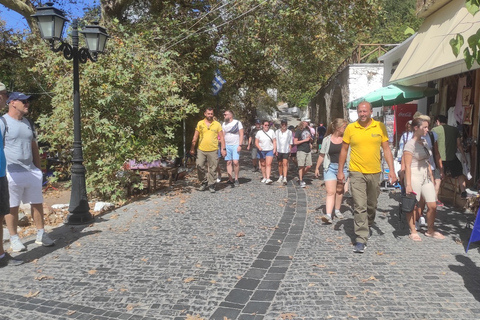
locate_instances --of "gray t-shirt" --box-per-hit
[0,114,37,172]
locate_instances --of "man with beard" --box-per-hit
[190,107,226,193]
[222,110,244,187]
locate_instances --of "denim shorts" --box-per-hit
[257,150,273,159]
[324,163,348,181]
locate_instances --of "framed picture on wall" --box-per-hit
[464,104,473,125]
[462,87,472,105]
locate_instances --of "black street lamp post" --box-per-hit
[32,2,109,225]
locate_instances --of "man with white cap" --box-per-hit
[0,92,55,252]
[294,117,313,187]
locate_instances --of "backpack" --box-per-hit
[1,115,36,148]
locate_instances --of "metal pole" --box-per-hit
[183,118,186,167]
[66,19,93,224]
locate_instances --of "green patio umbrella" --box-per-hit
[346,84,439,109]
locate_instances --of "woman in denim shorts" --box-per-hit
[314,118,349,224]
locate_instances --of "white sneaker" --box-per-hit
[335,211,345,219]
[283,177,287,185]
[300,181,306,188]
[261,178,267,183]
[10,238,26,252]
[277,176,283,183]
[265,179,273,184]
[216,178,221,183]
[419,216,427,227]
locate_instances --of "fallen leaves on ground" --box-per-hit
[361,276,378,282]
[280,313,297,320]
[88,269,97,275]
[236,231,245,237]
[184,277,196,283]
[24,291,40,298]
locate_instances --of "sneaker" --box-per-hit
[216,177,221,183]
[10,238,26,252]
[209,185,216,193]
[300,181,306,188]
[344,191,352,198]
[321,214,332,224]
[0,253,24,268]
[353,242,366,253]
[265,179,273,184]
[261,178,267,183]
[277,176,283,183]
[35,233,55,247]
[234,180,240,187]
[335,211,345,219]
[283,177,288,185]
[419,216,427,227]
[461,191,467,199]
[198,183,208,191]
[436,200,444,207]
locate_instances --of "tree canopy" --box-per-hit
[0,0,421,200]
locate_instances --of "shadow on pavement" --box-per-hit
[449,255,480,303]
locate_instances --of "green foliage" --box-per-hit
[18,20,197,201]
[451,1,480,69]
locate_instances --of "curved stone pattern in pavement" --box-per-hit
[211,182,307,319]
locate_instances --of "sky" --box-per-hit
[0,1,98,32]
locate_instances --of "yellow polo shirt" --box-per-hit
[343,119,389,174]
[196,119,222,152]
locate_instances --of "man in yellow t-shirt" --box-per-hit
[337,102,397,253]
[190,107,226,193]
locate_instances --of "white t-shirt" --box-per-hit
[222,119,243,145]
[255,129,275,151]
[275,129,292,154]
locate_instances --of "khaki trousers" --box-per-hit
[349,171,381,244]
[196,150,218,186]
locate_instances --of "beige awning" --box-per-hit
[390,0,480,86]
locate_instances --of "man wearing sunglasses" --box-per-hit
[0,92,55,253]
[190,107,226,193]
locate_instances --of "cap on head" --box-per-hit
[288,125,294,130]
[255,119,261,124]
[301,117,310,123]
[0,82,6,93]
[280,119,287,124]
[7,92,31,104]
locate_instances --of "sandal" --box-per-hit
[425,231,445,240]
[409,233,422,242]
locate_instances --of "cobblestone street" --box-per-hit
[1,151,480,320]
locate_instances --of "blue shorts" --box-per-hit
[257,150,273,159]
[324,163,348,181]
[225,145,240,161]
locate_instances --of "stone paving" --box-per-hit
[1,151,480,320]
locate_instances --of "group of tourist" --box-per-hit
[0,83,55,268]
[191,100,468,253]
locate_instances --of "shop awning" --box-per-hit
[346,84,438,109]
[390,0,480,86]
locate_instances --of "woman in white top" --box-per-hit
[314,118,348,224]
[275,120,292,185]
[404,118,444,241]
[255,120,276,184]
[396,121,413,163]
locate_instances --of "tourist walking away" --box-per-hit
[288,125,297,168]
[275,119,292,185]
[314,118,349,224]
[294,118,313,188]
[403,117,444,241]
[396,120,413,163]
[222,110,244,187]
[431,115,467,198]
[1,92,55,252]
[316,122,326,153]
[190,107,226,193]
[337,101,397,253]
[247,120,261,172]
[0,84,23,267]
[255,120,276,184]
